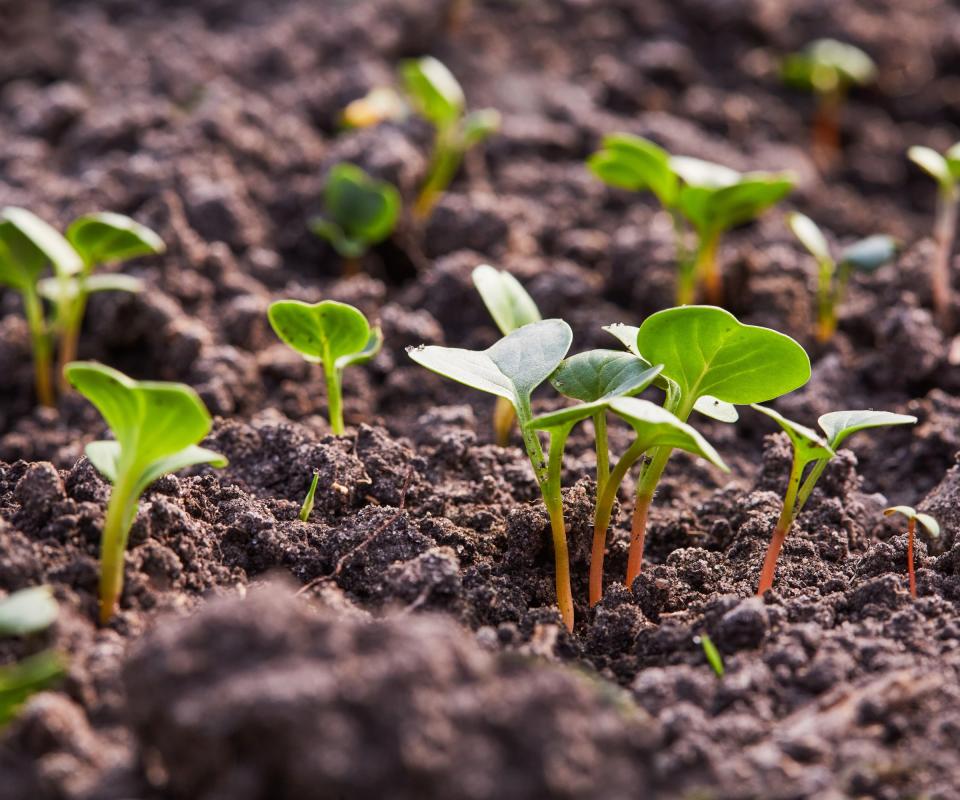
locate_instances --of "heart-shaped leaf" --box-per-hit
[588,134,678,206]
[400,56,464,128]
[839,235,897,273]
[314,164,400,256]
[472,264,541,335]
[678,173,794,233]
[66,213,164,269]
[884,506,940,537]
[789,212,831,264]
[0,587,58,637]
[335,325,383,371]
[817,410,917,449]
[268,300,372,367]
[752,404,834,467]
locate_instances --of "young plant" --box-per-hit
[268,300,382,435]
[310,163,401,275]
[64,362,228,623]
[907,142,960,327]
[472,264,542,446]
[408,320,577,629]
[752,406,917,595]
[300,469,320,522]
[608,306,811,588]
[883,506,939,599]
[589,135,792,304]
[400,56,500,220]
[695,633,724,678]
[789,212,897,341]
[783,39,876,169]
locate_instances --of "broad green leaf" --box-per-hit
[0,207,82,279]
[0,650,66,726]
[608,397,728,471]
[908,146,952,186]
[322,163,400,248]
[588,134,678,206]
[0,587,58,636]
[407,319,572,409]
[38,273,144,304]
[463,109,500,148]
[693,395,740,422]
[789,212,831,264]
[817,410,916,449]
[635,306,811,408]
[335,325,383,370]
[85,440,120,483]
[671,157,740,189]
[64,362,142,446]
[839,235,897,273]
[681,174,793,232]
[472,264,542,335]
[751,404,834,466]
[550,350,661,403]
[400,56,464,128]
[268,300,371,367]
[66,213,164,269]
[884,506,940,537]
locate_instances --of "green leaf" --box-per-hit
[608,397,728,471]
[0,587,58,637]
[884,505,940,538]
[693,395,740,423]
[751,404,834,466]
[407,319,572,410]
[817,410,917,449]
[38,273,144,304]
[400,56,465,128]
[908,146,952,187]
[588,134,678,206]
[789,212,831,264]
[472,264,542,335]
[320,164,400,252]
[550,350,662,403]
[85,440,120,483]
[66,213,164,270]
[335,325,383,371]
[839,235,897,273]
[133,446,227,498]
[268,300,372,367]
[945,142,960,179]
[679,173,794,233]
[0,207,82,280]
[635,306,811,409]
[462,109,500,148]
[782,39,876,93]
[0,650,66,726]
[671,157,740,189]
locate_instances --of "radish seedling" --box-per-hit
[400,56,500,220]
[907,142,960,327]
[751,406,917,595]
[695,633,724,678]
[883,506,939,599]
[783,39,876,168]
[64,362,227,623]
[408,320,577,629]
[300,469,320,522]
[310,163,401,275]
[472,264,542,446]
[613,306,810,589]
[789,212,897,341]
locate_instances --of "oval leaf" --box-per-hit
[550,350,661,403]
[817,410,917,449]
[884,506,940,538]
[908,146,951,186]
[839,235,897,273]
[66,213,164,268]
[324,164,400,246]
[0,586,58,637]
[789,212,831,264]
[472,264,541,335]
[752,404,834,467]
[268,300,371,366]
[400,56,464,128]
[588,133,678,206]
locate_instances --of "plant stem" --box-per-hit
[676,254,697,306]
[323,360,345,435]
[493,396,515,446]
[57,287,88,393]
[932,185,957,329]
[696,229,722,306]
[99,477,136,624]
[593,411,609,491]
[414,129,463,221]
[756,452,805,595]
[812,88,842,171]
[543,424,574,631]
[22,287,55,407]
[626,445,672,586]
[342,256,362,277]
[815,257,837,342]
[907,518,917,599]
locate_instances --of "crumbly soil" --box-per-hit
[3,0,960,798]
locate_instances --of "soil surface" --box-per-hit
[3,1,960,798]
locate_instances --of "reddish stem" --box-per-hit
[625,495,651,588]
[756,523,788,596]
[907,518,917,599]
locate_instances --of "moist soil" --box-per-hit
[3,1,960,798]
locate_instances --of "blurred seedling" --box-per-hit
[589,135,792,304]
[400,56,500,220]
[408,320,578,629]
[310,163,401,275]
[300,469,320,522]
[65,362,227,623]
[268,300,382,435]
[695,633,725,678]
[907,142,960,327]
[472,264,542,445]
[782,39,876,169]
[751,406,916,595]
[341,87,407,129]
[0,586,65,726]
[789,212,897,342]
[884,506,939,599]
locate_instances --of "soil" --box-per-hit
[2,0,960,798]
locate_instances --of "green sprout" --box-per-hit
[310,163,401,276]
[606,306,810,590]
[300,469,320,522]
[0,586,65,726]
[788,212,897,342]
[268,300,383,436]
[751,406,917,595]
[695,633,725,678]
[782,39,876,168]
[472,264,542,446]
[64,362,227,623]
[884,506,939,599]
[907,142,960,327]
[588,135,792,304]
[408,320,577,629]
[400,56,500,220]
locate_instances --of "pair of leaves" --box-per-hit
[884,506,940,538]
[311,164,400,258]
[472,264,541,335]
[268,300,383,372]
[790,213,897,274]
[782,39,876,94]
[908,143,960,191]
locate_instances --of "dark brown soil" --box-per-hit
[2,0,960,798]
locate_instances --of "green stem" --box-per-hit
[695,229,722,306]
[415,128,464,221]
[22,287,54,407]
[57,288,88,393]
[795,456,830,515]
[815,257,836,342]
[932,185,957,328]
[544,426,574,631]
[99,477,137,624]
[756,451,805,595]
[323,360,345,435]
[593,411,609,492]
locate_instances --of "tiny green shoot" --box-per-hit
[472,264,542,446]
[884,506,939,599]
[752,406,917,595]
[268,300,383,435]
[300,469,320,522]
[65,362,227,623]
[907,142,960,327]
[400,56,500,220]
[789,212,897,341]
[695,633,725,678]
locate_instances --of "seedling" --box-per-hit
[609,306,810,588]
[300,469,320,522]
[695,633,724,678]
[884,506,939,599]
[907,142,960,327]
[408,320,577,629]
[589,135,792,304]
[789,213,897,341]
[268,300,382,435]
[400,56,500,219]
[783,39,876,168]
[65,362,227,623]
[472,264,542,445]
[0,586,64,726]
[310,163,401,275]
[751,406,917,595]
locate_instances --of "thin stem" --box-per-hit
[815,257,837,342]
[812,88,843,171]
[323,360,345,435]
[22,287,55,407]
[696,229,723,306]
[544,426,573,631]
[676,252,698,306]
[414,128,463,221]
[493,396,515,446]
[907,518,917,599]
[593,411,609,492]
[57,286,88,393]
[795,456,830,515]
[99,477,136,624]
[342,256,362,277]
[626,445,672,586]
[932,185,957,329]
[756,452,805,595]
